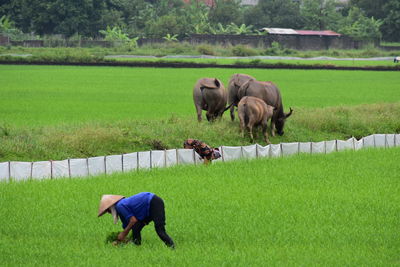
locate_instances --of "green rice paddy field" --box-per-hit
[1,65,399,126]
[0,64,399,265]
[1,148,399,266]
[0,65,399,161]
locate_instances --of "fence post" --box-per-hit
[255,145,259,158]
[121,154,124,173]
[104,157,107,175]
[150,150,153,169]
[50,160,53,179]
[385,134,388,148]
[86,158,89,177]
[68,159,71,178]
[136,153,139,171]
[8,161,11,182]
[164,149,167,167]
[30,162,33,180]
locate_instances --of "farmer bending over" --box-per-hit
[98,192,175,248]
[183,139,221,164]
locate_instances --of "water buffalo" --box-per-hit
[238,96,275,144]
[193,78,227,122]
[238,79,293,136]
[227,73,256,121]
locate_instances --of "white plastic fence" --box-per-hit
[0,134,399,182]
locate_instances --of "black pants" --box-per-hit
[131,195,174,247]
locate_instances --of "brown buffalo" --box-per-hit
[238,96,275,144]
[227,73,256,121]
[238,79,293,136]
[193,78,227,122]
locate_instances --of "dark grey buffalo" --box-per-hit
[238,79,293,136]
[193,78,227,122]
[227,73,256,121]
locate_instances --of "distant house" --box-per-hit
[240,0,349,7]
[261,28,341,37]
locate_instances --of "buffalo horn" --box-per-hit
[214,78,220,88]
[285,107,293,118]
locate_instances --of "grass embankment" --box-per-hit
[1,103,399,162]
[1,65,399,162]
[110,56,400,68]
[0,148,399,265]
[1,45,400,68]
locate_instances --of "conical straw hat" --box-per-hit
[98,195,125,217]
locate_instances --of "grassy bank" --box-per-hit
[1,45,400,68]
[1,102,399,162]
[109,56,400,68]
[1,148,399,265]
[2,44,400,58]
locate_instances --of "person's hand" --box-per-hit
[117,232,126,241]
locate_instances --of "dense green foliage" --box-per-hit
[0,0,399,41]
[1,148,399,265]
[0,65,399,162]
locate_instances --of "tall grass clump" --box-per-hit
[0,148,399,265]
[196,44,215,55]
[231,45,258,57]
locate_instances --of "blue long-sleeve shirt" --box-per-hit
[115,192,155,228]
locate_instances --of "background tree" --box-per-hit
[339,6,382,41]
[0,0,397,41]
[208,0,243,26]
[300,0,343,31]
[380,0,400,42]
[243,0,304,30]
[350,0,387,20]
[145,14,190,38]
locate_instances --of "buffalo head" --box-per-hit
[275,107,293,136]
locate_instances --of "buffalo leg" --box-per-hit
[238,113,246,138]
[230,105,235,121]
[248,124,254,142]
[270,120,276,137]
[195,104,203,122]
[239,122,245,138]
[206,108,217,122]
[262,123,271,144]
